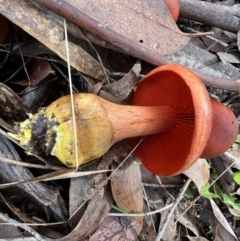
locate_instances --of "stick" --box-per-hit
[155,179,192,241]
[179,0,240,33]
[32,0,240,92]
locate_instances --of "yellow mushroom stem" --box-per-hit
[9,93,176,168]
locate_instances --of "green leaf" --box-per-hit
[229,143,238,151]
[201,183,218,199]
[211,169,218,180]
[111,205,128,214]
[233,172,240,185]
[236,134,240,143]
[229,134,240,151]
[184,187,194,199]
[232,202,240,211]
[221,192,235,207]
[234,216,240,220]
[216,187,240,210]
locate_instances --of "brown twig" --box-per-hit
[155,178,192,241]
[32,0,240,93]
[0,211,45,240]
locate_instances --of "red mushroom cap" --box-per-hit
[163,0,180,22]
[131,64,212,176]
[201,98,238,158]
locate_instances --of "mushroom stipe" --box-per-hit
[9,64,238,176]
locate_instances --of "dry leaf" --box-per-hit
[228,207,240,217]
[21,81,54,113]
[175,206,200,237]
[210,199,238,240]
[111,158,143,224]
[220,152,240,171]
[0,0,109,82]
[58,0,189,55]
[213,221,237,241]
[0,83,29,121]
[68,162,99,227]
[217,51,240,64]
[231,187,240,196]
[186,236,210,241]
[183,158,210,192]
[89,216,142,241]
[103,61,141,100]
[60,186,113,241]
[14,59,55,86]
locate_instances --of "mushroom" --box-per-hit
[10,64,238,176]
[201,97,238,158]
[163,0,180,22]
[131,65,238,176]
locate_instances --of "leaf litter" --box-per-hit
[0,0,239,240]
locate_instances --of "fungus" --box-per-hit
[131,64,213,176]
[201,98,238,158]
[9,64,238,176]
[131,66,238,176]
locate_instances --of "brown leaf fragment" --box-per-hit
[217,51,240,65]
[231,187,240,196]
[14,40,55,57]
[21,81,54,113]
[186,236,210,241]
[68,162,99,228]
[183,159,210,193]
[210,199,238,240]
[213,221,237,241]
[175,206,200,236]
[88,83,124,104]
[44,0,189,55]
[14,59,55,86]
[89,216,142,241]
[0,117,15,132]
[228,207,240,217]
[0,0,109,82]
[103,61,141,101]
[66,149,114,239]
[32,0,189,57]
[0,83,29,121]
[220,152,240,171]
[110,157,143,224]
[60,186,113,241]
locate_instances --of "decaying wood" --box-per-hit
[179,0,240,33]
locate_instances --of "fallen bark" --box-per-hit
[179,0,240,33]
